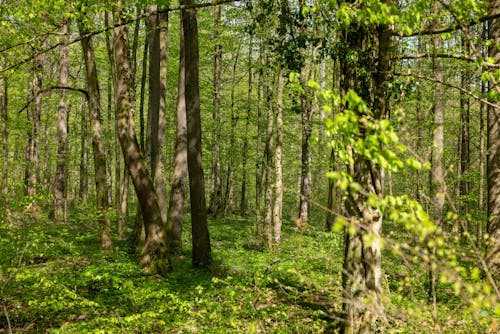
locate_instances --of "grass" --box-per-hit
[0,204,497,333]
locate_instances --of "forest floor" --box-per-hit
[0,203,496,333]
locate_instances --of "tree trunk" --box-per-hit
[209,5,223,217]
[240,35,253,216]
[79,102,89,202]
[458,32,471,233]
[273,66,284,243]
[166,11,188,255]
[263,66,274,248]
[113,0,169,274]
[486,0,500,280]
[182,0,212,268]
[255,34,265,237]
[297,1,312,227]
[25,52,43,196]
[146,4,168,226]
[340,1,391,330]
[429,3,445,306]
[224,47,240,214]
[54,19,70,221]
[1,69,7,195]
[78,15,113,251]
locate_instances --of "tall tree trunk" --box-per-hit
[166,12,188,255]
[486,0,500,280]
[25,52,43,196]
[428,2,445,307]
[326,60,339,231]
[457,32,471,233]
[340,1,391,331]
[78,15,113,251]
[479,23,487,245]
[79,102,89,202]
[146,4,168,226]
[182,0,212,268]
[113,0,169,274]
[255,32,265,237]
[54,19,70,221]
[209,5,223,217]
[273,66,284,243]
[297,0,312,227]
[224,47,240,214]
[240,35,253,216]
[263,66,274,247]
[1,69,7,196]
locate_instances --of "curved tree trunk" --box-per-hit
[113,0,169,274]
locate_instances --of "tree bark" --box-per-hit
[79,102,88,202]
[113,0,169,274]
[273,66,284,243]
[25,51,43,196]
[340,1,391,331]
[429,2,445,307]
[240,35,253,216]
[486,0,500,280]
[166,11,188,255]
[209,5,223,217]
[1,68,7,196]
[54,19,70,221]
[224,47,240,214]
[182,0,212,268]
[78,15,113,251]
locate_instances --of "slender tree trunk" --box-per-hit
[209,5,223,217]
[146,4,168,226]
[113,0,169,274]
[297,1,312,227]
[54,19,70,221]
[486,0,500,280]
[1,70,7,195]
[255,34,265,237]
[182,0,212,268]
[78,15,113,251]
[166,12,188,255]
[273,66,284,243]
[240,35,253,216]
[224,47,240,214]
[79,102,89,202]
[263,66,274,248]
[458,33,471,233]
[479,27,487,245]
[25,52,43,196]
[428,3,445,308]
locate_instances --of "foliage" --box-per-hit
[1,207,498,333]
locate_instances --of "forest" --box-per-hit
[0,0,499,333]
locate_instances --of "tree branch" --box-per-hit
[397,53,499,68]
[394,11,500,37]
[18,86,88,114]
[1,0,239,73]
[395,72,498,109]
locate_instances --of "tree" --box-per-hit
[182,0,212,268]
[78,9,113,251]
[338,0,392,331]
[209,5,223,217]
[54,18,70,221]
[1,68,7,196]
[113,0,169,274]
[486,0,500,280]
[166,10,188,255]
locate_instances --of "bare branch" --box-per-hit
[18,86,88,114]
[397,53,499,68]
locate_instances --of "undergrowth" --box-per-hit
[0,203,497,333]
